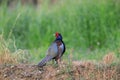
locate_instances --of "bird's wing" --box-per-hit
[46,42,58,58]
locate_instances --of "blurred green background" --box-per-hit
[0,0,120,63]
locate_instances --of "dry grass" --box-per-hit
[71,52,120,80]
[0,49,17,64]
[103,52,117,64]
[0,61,120,80]
[0,34,16,64]
[72,61,120,80]
[0,34,30,64]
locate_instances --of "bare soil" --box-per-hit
[0,61,120,80]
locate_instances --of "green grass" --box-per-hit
[0,0,120,63]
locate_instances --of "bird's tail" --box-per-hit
[38,55,53,67]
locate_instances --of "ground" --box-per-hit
[0,61,120,80]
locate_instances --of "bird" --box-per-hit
[38,32,66,67]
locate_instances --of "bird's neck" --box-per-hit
[55,38,62,41]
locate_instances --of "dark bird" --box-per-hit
[38,32,66,67]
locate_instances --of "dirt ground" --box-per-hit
[0,61,120,80]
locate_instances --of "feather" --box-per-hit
[38,55,53,67]
[38,32,66,67]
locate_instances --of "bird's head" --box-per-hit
[55,32,63,40]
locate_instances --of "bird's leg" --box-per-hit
[55,58,58,64]
[57,58,63,68]
[57,58,61,63]
[58,53,62,64]
[52,58,58,67]
[55,57,61,64]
